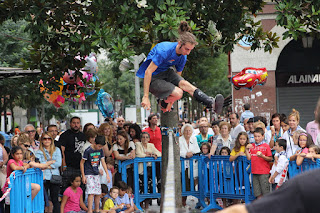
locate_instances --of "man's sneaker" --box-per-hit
[157,98,174,112]
[214,94,224,114]
[206,94,224,114]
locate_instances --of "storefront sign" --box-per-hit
[276,72,320,87]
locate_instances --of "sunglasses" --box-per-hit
[23,144,30,147]
[43,137,51,141]
[26,130,36,133]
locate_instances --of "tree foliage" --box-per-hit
[0,0,280,89]
[275,0,320,40]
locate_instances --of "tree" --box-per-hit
[0,0,280,90]
[275,0,320,40]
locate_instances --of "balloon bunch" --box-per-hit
[95,89,114,118]
[40,53,102,108]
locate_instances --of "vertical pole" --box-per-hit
[134,60,141,125]
[160,102,182,212]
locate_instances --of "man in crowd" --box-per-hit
[143,114,162,152]
[24,124,40,151]
[196,121,213,147]
[193,117,214,136]
[47,124,60,149]
[117,116,125,131]
[59,117,86,192]
[240,103,254,124]
[229,113,245,142]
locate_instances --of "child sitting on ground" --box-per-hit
[246,127,272,199]
[102,186,124,213]
[60,174,88,213]
[269,139,288,191]
[115,181,134,213]
[127,186,139,212]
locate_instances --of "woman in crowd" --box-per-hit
[129,123,142,143]
[269,113,284,149]
[83,123,96,135]
[10,135,19,148]
[208,121,233,157]
[179,124,200,209]
[135,132,161,209]
[98,123,114,158]
[113,130,136,188]
[35,132,62,213]
[282,109,305,158]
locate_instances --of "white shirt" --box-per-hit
[270,152,288,183]
[230,123,245,142]
[283,127,305,158]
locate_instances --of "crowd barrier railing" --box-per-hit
[199,156,255,212]
[119,156,255,212]
[9,168,44,213]
[288,159,320,178]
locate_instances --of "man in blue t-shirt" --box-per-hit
[137,21,224,113]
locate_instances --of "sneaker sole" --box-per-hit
[214,94,224,114]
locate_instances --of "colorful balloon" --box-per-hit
[231,67,268,90]
[96,89,114,118]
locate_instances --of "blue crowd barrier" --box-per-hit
[119,156,255,212]
[288,159,320,178]
[9,168,44,213]
[200,156,255,212]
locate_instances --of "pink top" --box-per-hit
[6,159,23,178]
[301,148,309,154]
[63,186,83,213]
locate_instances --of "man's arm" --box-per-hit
[142,61,158,110]
[61,145,67,171]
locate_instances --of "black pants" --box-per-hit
[44,180,60,213]
[61,167,85,197]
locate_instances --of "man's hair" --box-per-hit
[211,121,221,127]
[230,113,239,119]
[244,103,250,110]
[70,116,81,123]
[24,124,35,131]
[147,113,158,126]
[177,21,198,46]
[276,138,287,150]
[0,134,4,143]
[254,127,264,136]
[95,135,106,146]
[47,124,57,131]
[118,181,128,191]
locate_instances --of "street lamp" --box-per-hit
[120,53,146,124]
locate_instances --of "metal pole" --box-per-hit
[133,59,141,125]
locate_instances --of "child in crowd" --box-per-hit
[296,132,314,166]
[229,132,249,162]
[287,130,305,161]
[60,174,88,213]
[100,157,115,191]
[101,184,109,209]
[246,127,272,199]
[219,147,231,156]
[6,146,42,199]
[127,186,139,212]
[80,136,109,213]
[115,181,134,213]
[200,142,211,156]
[304,145,320,162]
[269,139,288,190]
[280,117,290,133]
[102,186,124,213]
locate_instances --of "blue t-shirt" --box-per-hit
[115,193,130,205]
[83,146,104,175]
[136,42,187,78]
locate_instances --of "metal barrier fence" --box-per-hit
[119,155,255,212]
[288,158,320,178]
[9,168,44,213]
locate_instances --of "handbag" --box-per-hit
[50,174,62,185]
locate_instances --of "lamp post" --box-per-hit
[120,53,146,124]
